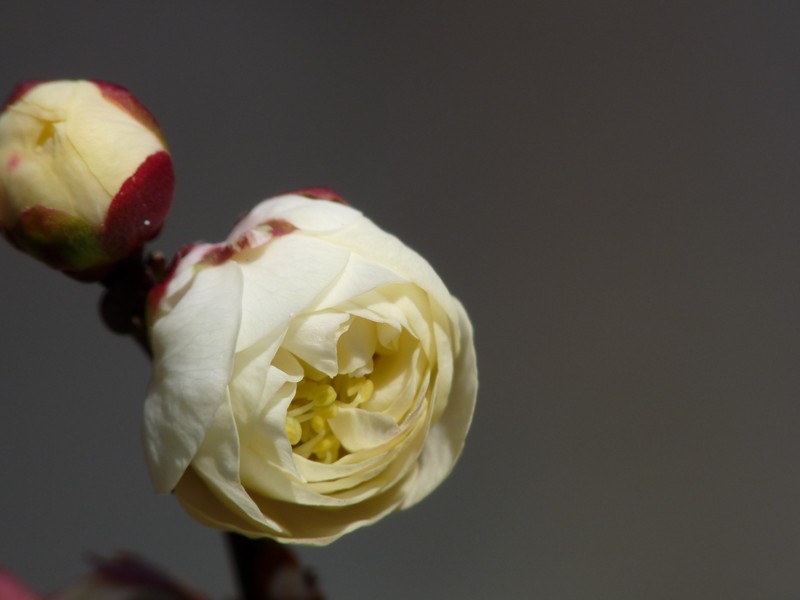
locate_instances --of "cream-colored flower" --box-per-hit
[144,192,477,544]
[0,80,173,277]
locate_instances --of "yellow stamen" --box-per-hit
[355,379,374,404]
[311,414,327,433]
[285,363,379,463]
[285,417,302,445]
[288,401,313,418]
[313,436,336,455]
[295,430,326,458]
[318,404,339,419]
[312,385,337,408]
[345,378,366,399]
[299,421,315,443]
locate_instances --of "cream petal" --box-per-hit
[337,317,377,376]
[314,253,406,310]
[400,300,477,509]
[247,480,409,545]
[229,335,292,427]
[1,112,110,224]
[293,444,394,483]
[429,306,456,424]
[282,312,349,377]
[144,261,243,493]
[327,406,401,452]
[362,331,422,418]
[234,234,350,351]
[66,83,164,203]
[175,466,285,538]
[303,462,391,496]
[188,397,285,534]
[388,288,436,358]
[243,444,384,507]
[344,285,433,351]
[12,80,73,118]
[302,402,430,498]
[228,194,363,241]
[376,321,402,350]
[336,297,404,351]
[317,217,454,308]
[233,196,458,318]
[235,348,306,483]
[237,380,302,496]
[306,416,428,501]
[386,346,429,424]
[158,243,220,313]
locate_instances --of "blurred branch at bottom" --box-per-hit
[227,533,325,600]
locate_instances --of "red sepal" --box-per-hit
[295,186,348,205]
[103,151,174,258]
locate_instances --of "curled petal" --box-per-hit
[145,261,243,493]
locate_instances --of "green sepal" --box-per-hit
[5,205,110,276]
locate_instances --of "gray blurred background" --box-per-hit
[2,2,800,598]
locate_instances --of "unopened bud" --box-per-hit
[0,80,174,279]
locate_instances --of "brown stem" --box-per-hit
[98,251,167,357]
[227,533,325,600]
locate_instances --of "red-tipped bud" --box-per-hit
[0,80,174,279]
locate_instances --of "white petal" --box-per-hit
[401,299,477,508]
[246,482,407,545]
[328,406,401,452]
[363,331,424,421]
[174,468,281,537]
[66,82,164,201]
[316,217,454,308]
[159,243,220,312]
[306,416,428,500]
[296,451,399,497]
[237,379,302,496]
[377,285,436,358]
[293,445,394,483]
[144,260,243,493]
[1,106,109,223]
[234,234,350,351]
[337,317,377,376]
[229,336,294,426]
[187,397,286,534]
[282,312,349,377]
[314,253,405,310]
[429,302,456,423]
[228,194,362,241]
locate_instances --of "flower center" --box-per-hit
[285,373,375,464]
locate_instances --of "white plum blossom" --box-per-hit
[144,192,477,544]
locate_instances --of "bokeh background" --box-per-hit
[2,2,800,598]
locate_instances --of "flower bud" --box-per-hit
[0,80,174,279]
